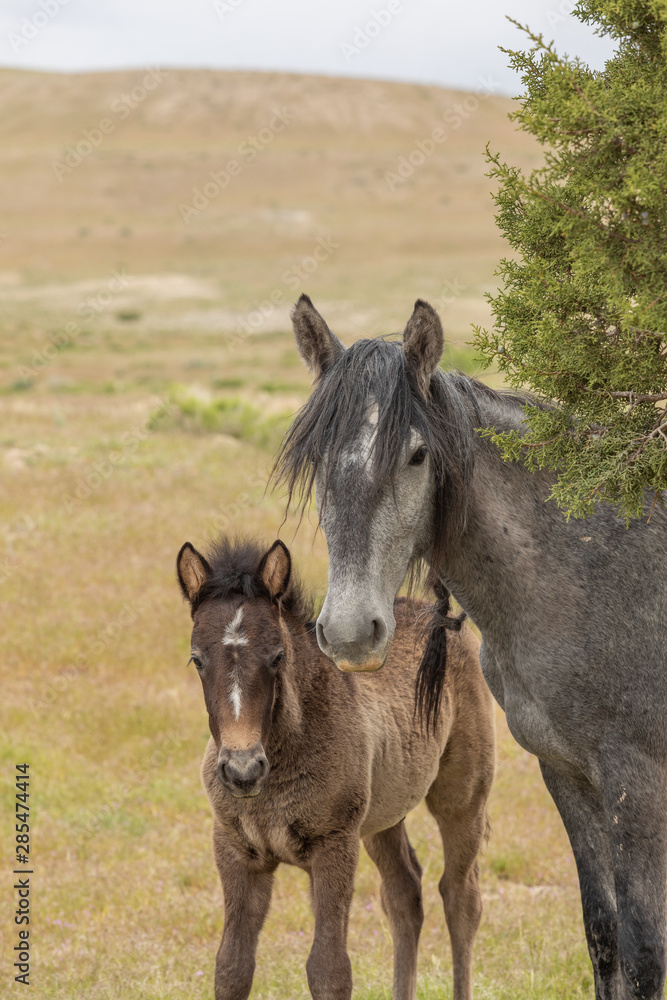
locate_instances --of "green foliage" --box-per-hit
[474,1,667,519]
[156,385,291,449]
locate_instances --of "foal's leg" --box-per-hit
[426,750,492,1000]
[539,762,621,1000]
[363,820,424,1000]
[213,824,276,1000]
[306,834,359,1000]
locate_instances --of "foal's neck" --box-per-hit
[269,615,309,741]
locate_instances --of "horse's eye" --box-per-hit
[189,654,203,670]
[269,651,284,673]
[409,446,427,466]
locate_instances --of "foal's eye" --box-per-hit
[189,654,203,671]
[409,445,427,466]
[268,651,284,673]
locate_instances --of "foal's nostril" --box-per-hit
[219,751,269,794]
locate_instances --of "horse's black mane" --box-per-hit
[194,536,314,623]
[273,336,540,573]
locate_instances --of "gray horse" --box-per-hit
[274,294,667,1000]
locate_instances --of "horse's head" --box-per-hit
[177,538,293,798]
[277,295,466,673]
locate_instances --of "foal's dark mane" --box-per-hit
[193,536,314,623]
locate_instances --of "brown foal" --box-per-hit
[177,536,495,1000]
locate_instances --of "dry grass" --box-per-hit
[1,67,596,999]
[0,388,590,1000]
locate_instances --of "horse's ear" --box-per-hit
[403,299,444,396]
[291,294,345,377]
[257,540,291,602]
[177,542,211,607]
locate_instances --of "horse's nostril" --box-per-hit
[371,618,387,650]
[316,620,331,653]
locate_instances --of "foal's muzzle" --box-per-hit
[217,746,270,798]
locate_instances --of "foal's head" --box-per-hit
[177,538,297,798]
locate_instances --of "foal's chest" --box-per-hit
[235,808,310,868]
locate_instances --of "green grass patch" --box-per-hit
[210,376,245,389]
[488,849,531,883]
[259,380,303,393]
[440,343,491,377]
[154,385,291,449]
[6,377,34,392]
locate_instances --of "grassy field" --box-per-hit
[1,67,596,998]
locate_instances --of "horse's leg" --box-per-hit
[363,820,424,1000]
[426,747,492,1000]
[601,756,667,1000]
[306,833,359,1000]
[539,762,621,1000]
[213,824,276,1000]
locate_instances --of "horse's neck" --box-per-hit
[442,403,559,635]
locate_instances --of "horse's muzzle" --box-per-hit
[335,656,386,673]
[316,600,393,673]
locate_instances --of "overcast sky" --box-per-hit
[0,0,616,94]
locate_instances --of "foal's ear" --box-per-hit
[403,299,444,396]
[177,542,212,606]
[257,540,291,602]
[291,294,345,377]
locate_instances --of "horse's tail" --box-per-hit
[414,580,466,734]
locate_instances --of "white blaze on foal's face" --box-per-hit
[222,606,248,720]
[223,606,249,647]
